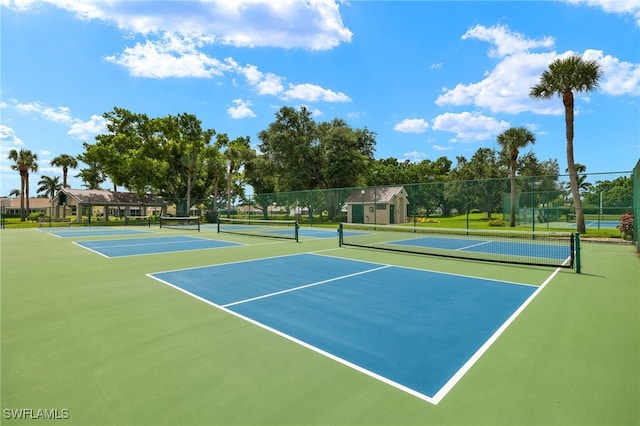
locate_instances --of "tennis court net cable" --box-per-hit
[217,217,299,242]
[338,222,579,270]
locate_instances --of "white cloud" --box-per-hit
[403,151,428,162]
[68,115,107,140]
[41,106,73,123]
[282,83,351,102]
[14,101,74,123]
[564,0,640,26]
[105,33,234,78]
[227,99,256,119]
[393,118,429,133]
[432,145,453,151]
[6,99,106,140]
[346,111,365,119]
[432,112,510,142]
[583,49,640,96]
[4,0,353,50]
[238,64,284,95]
[462,24,554,58]
[0,125,23,148]
[437,24,639,115]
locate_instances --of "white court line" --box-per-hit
[222,265,391,308]
[72,241,111,258]
[84,237,216,250]
[455,239,492,251]
[147,250,562,405]
[145,270,440,405]
[429,266,563,404]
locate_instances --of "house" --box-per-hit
[344,186,409,225]
[49,189,166,222]
[0,197,51,216]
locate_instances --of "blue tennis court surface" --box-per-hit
[75,236,241,258]
[41,227,152,238]
[390,236,571,261]
[148,253,539,403]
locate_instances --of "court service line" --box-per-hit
[222,265,391,308]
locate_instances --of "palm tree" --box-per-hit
[530,54,602,234]
[564,163,593,202]
[9,189,20,197]
[37,175,62,199]
[51,154,78,188]
[497,127,536,227]
[8,148,39,221]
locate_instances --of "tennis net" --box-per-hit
[124,216,153,227]
[218,217,299,242]
[338,223,577,269]
[159,216,200,231]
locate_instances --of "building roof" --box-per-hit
[0,197,51,208]
[344,186,408,204]
[54,189,165,206]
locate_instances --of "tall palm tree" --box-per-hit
[497,127,536,227]
[51,154,78,188]
[530,54,602,234]
[37,175,63,199]
[564,163,593,201]
[8,148,39,221]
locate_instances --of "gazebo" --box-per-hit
[49,189,166,222]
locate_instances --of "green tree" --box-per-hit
[158,113,216,214]
[219,134,253,215]
[76,142,107,189]
[364,158,411,186]
[319,119,375,189]
[88,107,155,191]
[583,176,632,210]
[7,148,39,221]
[530,54,602,234]
[201,139,229,221]
[496,127,536,227]
[50,154,78,188]
[37,175,62,199]
[448,148,505,219]
[257,106,320,192]
[244,153,278,219]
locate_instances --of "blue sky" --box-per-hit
[1,0,638,196]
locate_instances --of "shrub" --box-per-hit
[616,212,634,240]
[415,217,440,224]
[29,212,44,222]
[488,219,506,227]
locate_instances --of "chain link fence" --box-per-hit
[2,171,635,240]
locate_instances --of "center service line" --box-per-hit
[222,265,391,308]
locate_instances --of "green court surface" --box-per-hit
[1,226,638,425]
